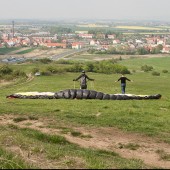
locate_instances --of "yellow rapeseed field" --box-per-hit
[114,26,164,30]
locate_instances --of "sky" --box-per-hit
[0,0,170,21]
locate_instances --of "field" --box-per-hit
[66,52,170,61]
[0,47,21,55]
[123,32,170,35]
[76,24,109,28]
[114,26,165,31]
[16,48,35,54]
[0,48,73,60]
[0,56,170,168]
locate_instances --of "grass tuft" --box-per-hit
[118,143,140,150]
[0,147,34,169]
[156,149,170,161]
[13,117,27,123]
[21,128,70,145]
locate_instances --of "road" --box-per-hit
[50,48,89,60]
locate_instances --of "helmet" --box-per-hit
[82,70,85,73]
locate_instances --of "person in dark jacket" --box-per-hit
[115,74,133,94]
[73,70,94,89]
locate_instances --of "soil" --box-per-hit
[0,80,14,87]
[0,114,170,169]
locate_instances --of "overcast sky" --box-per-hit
[0,0,170,21]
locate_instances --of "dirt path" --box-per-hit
[0,114,170,168]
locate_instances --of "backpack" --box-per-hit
[80,75,86,85]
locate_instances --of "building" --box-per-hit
[78,34,94,39]
[45,43,67,48]
[107,34,116,39]
[72,42,84,49]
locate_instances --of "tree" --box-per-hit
[151,44,163,54]
[137,47,149,55]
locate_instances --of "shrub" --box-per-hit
[38,58,52,64]
[12,70,26,77]
[32,68,40,74]
[55,59,73,64]
[141,65,153,72]
[1,74,14,81]
[152,71,160,76]
[46,66,65,74]
[162,70,168,73]
[0,65,13,75]
[40,71,52,76]
[68,63,83,72]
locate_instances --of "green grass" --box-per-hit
[66,54,115,61]
[0,126,149,169]
[118,56,170,72]
[0,57,170,168]
[0,47,21,55]
[0,69,170,142]
[16,48,35,54]
[0,147,34,169]
[21,128,70,145]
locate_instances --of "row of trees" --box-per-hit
[69,61,130,74]
[31,59,130,75]
[88,44,163,55]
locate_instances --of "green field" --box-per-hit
[0,47,21,55]
[0,57,170,168]
[66,54,115,61]
[16,48,35,54]
[123,32,170,35]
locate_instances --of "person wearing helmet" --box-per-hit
[73,70,94,89]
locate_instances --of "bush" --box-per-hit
[141,65,153,72]
[32,68,40,74]
[162,70,168,73]
[37,58,52,64]
[55,59,73,64]
[152,71,160,76]
[12,70,26,77]
[1,74,14,81]
[40,71,52,76]
[0,65,13,75]
[68,63,83,72]
[46,66,65,74]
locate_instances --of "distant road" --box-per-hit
[50,48,89,60]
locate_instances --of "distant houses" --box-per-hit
[45,43,67,48]
[78,34,94,39]
[72,42,84,49]
[161,46,170,53]
[1,28,170,54]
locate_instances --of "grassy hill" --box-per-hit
[0,57,170,168]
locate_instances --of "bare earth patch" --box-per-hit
[0,80,14,87]
[0,114,170,168]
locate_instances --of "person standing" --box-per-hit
[115,74,133,94]
[73,70,94,89]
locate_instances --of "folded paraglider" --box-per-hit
[7,89,161,100]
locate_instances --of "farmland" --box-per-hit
[0,56,170,168]
[114,26,165,30]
